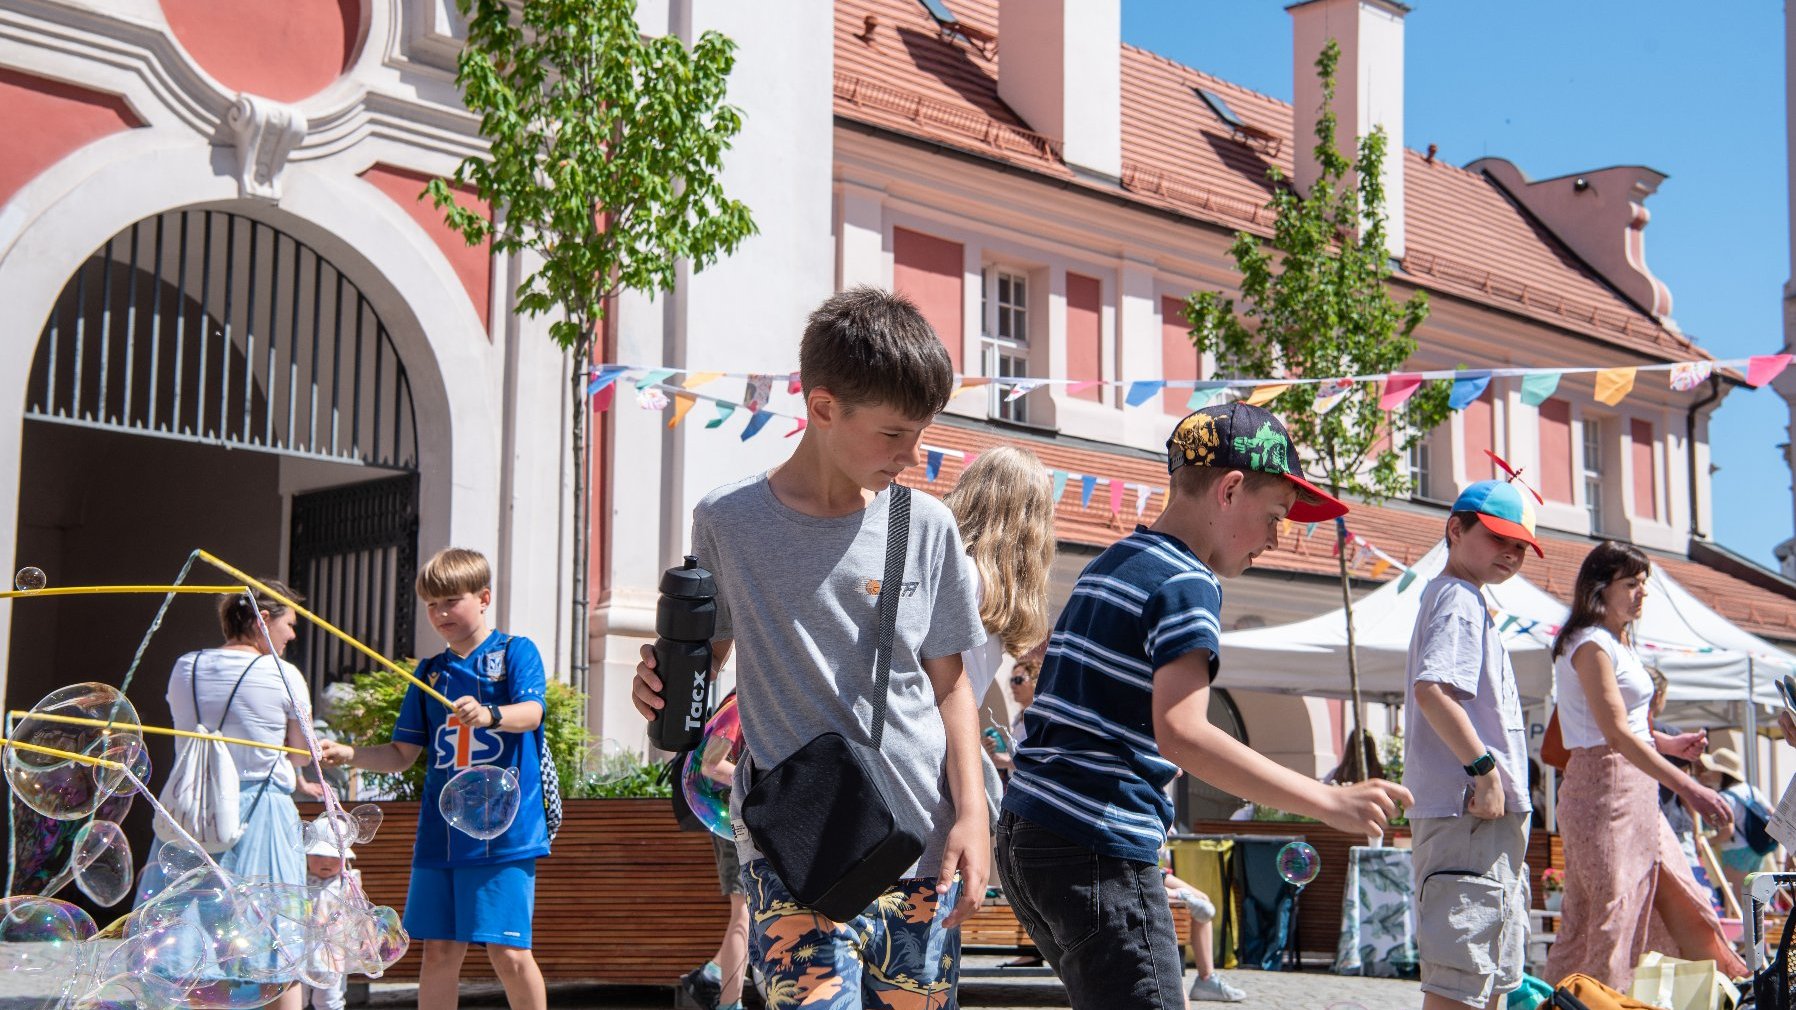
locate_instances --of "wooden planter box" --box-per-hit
[300,798,726,986]
[1185,820,1563,957]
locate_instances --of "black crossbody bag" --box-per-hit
[740,483,925,921]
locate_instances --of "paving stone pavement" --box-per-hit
[353,962,1427,1010]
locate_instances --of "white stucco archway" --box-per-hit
[0,128,504,701]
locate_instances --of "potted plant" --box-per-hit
[1541,868,1566,912]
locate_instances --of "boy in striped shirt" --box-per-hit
[995,403,1412,1010]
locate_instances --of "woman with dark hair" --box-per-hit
[1546,542,1744,988]
[135,582,315,1010]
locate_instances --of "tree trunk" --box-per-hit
[569,335,591,697]
[1335,516,1372,783]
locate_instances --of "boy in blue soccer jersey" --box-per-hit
[995,403,1412,1010]
[320,547,548,1010]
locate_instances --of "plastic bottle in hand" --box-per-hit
[649,556,716,752]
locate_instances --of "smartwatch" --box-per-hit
[485,703,504,729]
[1463,751,1497,777]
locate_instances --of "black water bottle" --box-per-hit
[649,556,716,752]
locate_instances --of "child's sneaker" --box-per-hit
[1189,972,1246,1002]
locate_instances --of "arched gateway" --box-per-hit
[14,208,422,715]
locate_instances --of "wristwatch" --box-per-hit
[1463,751,1497,777]
[485,703,504,729]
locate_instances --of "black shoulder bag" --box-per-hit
[740,483,925,921]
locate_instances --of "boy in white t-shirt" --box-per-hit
[1402,481,1542,1010]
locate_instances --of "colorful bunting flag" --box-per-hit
[637,388,670,411]
[953,377,993,398]
[1244,383,1291,407]
[1379,374,1423,411]
[743,374,774,412]
[1668,361,1713,392]
[1304,523,1317,539]
[1747,354,1793,388]
[1108,478,1125,514]
[587,365,629,395]
[636,368,676,390]
[667,393,697,428]
[740,411,774,440]
[1125,381,1166,407]
[704,402,735,429]
[1448,372,1492,410]
[1079,474,1097,509]
[1136,484,1151,516]
[785,419,807,437]
[1006,380,1041,402]
[1067,380,1102,397]
[926,451,944,482]
[1520,371,1563,407]
[787,372,802,395]
[1313,379,1356,415]
[592,383,617,412]
[1397,569,1417,592]
[1187,384,1229,409]
[1593,367,1636,406]
[1369,559,1391,581]
[1050,470,1069,504]
[681,371,724,390]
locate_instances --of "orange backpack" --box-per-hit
[1548,974,1664,1010]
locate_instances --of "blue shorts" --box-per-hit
[403,859,537,948]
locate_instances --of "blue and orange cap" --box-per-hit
[1451,480,1543,557]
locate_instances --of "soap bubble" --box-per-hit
[13,566,46,591]
[71,819,134,907]
[305,810,359,854]
[583,738,636,786]
[350,803,383,844]
[5,683,144,820]
[680,694,741,839]
[0,896,95,983]
[91,735,150,800]
[439,765,520,840]
[1276,840,1320,888]
[8,800,82,895]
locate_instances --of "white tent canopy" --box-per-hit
[1215,540,1796,718]
[1214,540,1565,703]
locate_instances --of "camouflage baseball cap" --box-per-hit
[1165,402,1348,523]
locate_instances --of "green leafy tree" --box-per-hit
[428,0,757,694]
[1185,40,1451,781]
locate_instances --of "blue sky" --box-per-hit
[1122,1,1793,571]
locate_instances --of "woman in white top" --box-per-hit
[135,581,315,1009]
[1546,542,1742,989]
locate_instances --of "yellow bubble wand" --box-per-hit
[195,550,454,709]
[6,711,311,757]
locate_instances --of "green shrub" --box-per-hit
[322,665,675,800]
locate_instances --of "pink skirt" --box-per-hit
[1546,746,1744,989]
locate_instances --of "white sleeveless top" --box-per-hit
[1553,625,1653,749]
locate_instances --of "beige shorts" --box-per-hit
[1410,811,1531,1010]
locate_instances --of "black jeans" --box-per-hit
[994,810,1185,1010]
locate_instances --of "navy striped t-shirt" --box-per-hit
[1003,527,1222,864]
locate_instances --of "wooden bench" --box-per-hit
[961,899,1193,955]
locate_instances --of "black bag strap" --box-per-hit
[868,483,911,750]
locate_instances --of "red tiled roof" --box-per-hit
[911,422,1796,643]
[836,0,1706,363]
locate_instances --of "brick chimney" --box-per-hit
[1288,0,1409,259]
[998,0,1121,180]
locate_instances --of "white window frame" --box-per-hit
[1582,417,1605,534]
[980,266,1031,424]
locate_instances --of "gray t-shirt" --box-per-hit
[694,474,986,877]
[1401,576,1531,820]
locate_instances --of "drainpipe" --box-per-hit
[1686,373,1723,539]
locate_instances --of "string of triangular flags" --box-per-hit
[588,350,1792,419]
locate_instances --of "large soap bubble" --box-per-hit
[5,683,144,820]
[439,765,520,841]
[1276,840,1320,888]
[350,803,383,844]
[0,895,96,1007]
[680,694,742,839]
[71,819,134,907]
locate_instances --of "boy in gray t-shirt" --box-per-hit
[634,287,987,1010]
[1402,480,1542,1010]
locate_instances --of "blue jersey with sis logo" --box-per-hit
[392,630,550,867]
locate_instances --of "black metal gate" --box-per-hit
[288,474,420,702]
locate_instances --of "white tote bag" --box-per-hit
[151,653,267,853]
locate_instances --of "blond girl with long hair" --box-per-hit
[943,444,1056,704]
